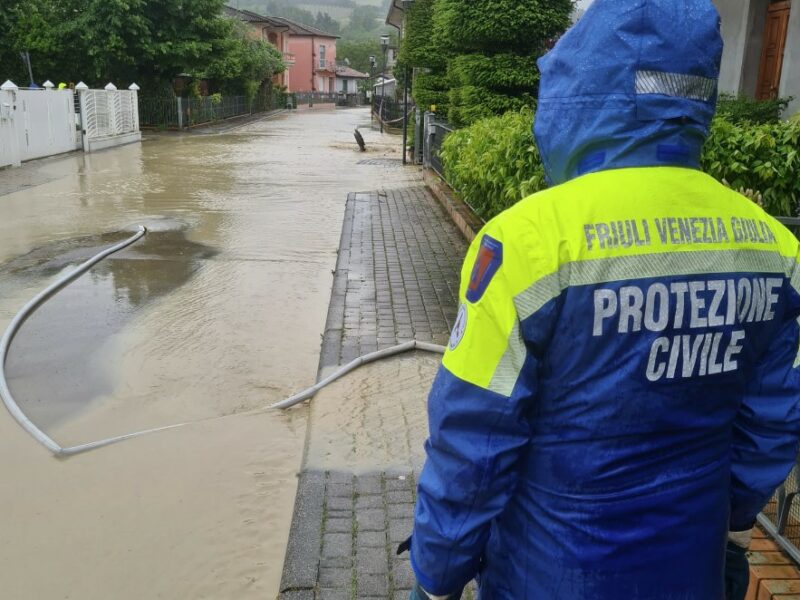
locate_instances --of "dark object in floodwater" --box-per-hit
[354,129,366,152]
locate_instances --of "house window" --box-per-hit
[319,45,326,68]
[268,32,278,46]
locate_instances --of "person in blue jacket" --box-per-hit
[407,0,800,598]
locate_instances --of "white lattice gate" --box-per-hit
[78,86,141,153]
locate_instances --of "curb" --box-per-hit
[422,169,483,243]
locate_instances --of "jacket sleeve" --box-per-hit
[729,306,800,531]
[410,218,555,596]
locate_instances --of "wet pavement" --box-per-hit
[279,187,473,599]
[0,108,423,600]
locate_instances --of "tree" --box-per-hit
[337,39,381,74]
[0,0,285,95]
[314,12,341,35]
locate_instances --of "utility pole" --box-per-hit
[380,35,389,134]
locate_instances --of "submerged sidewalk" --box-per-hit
[278,185,472,599]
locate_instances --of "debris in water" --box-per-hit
[354,129,366,152]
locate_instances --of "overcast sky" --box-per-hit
[577,0,594,8]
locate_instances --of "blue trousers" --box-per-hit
[410,582,464,600]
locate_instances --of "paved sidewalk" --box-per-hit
[279,186,472,599]
[319,187,466,372]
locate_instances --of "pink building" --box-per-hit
[269,17,339,93]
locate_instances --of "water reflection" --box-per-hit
[2,222,216,428]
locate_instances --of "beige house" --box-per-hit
[714,0,800,115]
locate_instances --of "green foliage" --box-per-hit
[398,0,446,70]
[433,0,573,53]
[701,117,800,216]
[448,54,539,91]
[0,0,284,94]
[440,109,545,219]
[717,93,792,125]
[413,70,451,113]
[448,85,534,127]
[441,111,800,221]
[416,0,572,126]
[337,39,381,73]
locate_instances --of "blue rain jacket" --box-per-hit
[410,1,800,598]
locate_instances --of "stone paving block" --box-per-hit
[322,533,352,558]
[320,556,352,569]
[385,477,412,491]
[328,472,355,484]
[356,548,389,575]
[388,503,413,519]
[356,508,387,532]
[356,530,387,548]
[357,573,390,598]
[318,590,352,600]
[356,495,384,509]
[389,519,414,544]
[327,483,354,498]
[386,490,414,504]
[326,496,353,511]
[325,518,352,534]
[319,567,352,588]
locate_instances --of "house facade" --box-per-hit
[278,20,339,94]
[714,0,799,115]
[335,66,369,94]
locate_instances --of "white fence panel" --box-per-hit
[13,89,76,163]
[79,89,141,152]
[0,89,19,168]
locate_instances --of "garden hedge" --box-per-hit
[440,109,800,221]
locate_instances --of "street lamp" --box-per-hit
[380,35,390,134]
[369,55,377,123]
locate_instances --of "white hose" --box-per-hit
[0,226,445,457]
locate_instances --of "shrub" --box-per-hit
[440,109,545,219]
[716,93,792,125]
[702,117,800,216]
[448,54,540,91]
[440,111,800,221]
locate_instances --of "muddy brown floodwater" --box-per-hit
[0,109,421,599]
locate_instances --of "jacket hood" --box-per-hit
[534,0,723,186]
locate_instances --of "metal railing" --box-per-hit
[372,95,406,131]
[137,88,287,129]
[423,111,454,179]
[294,91,337,106]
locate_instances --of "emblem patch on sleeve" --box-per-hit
[449,304,468,350]
[466,235,503,303]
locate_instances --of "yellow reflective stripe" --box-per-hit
[515,249,792,321]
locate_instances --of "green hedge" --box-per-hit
[448,54,540,91]
[448,86,535,128]
[441,110,800,220]
[717,93,792,125]
[434,0,573,53]
[440,109,545,219]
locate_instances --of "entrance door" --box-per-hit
[757,0,791,100]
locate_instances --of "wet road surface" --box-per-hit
[0,108,420,599]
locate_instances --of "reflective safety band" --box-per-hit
[635,70,716,102]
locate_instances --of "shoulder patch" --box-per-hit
[466,235,503,303]
[449,304,468,350]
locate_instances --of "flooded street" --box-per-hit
[0,108,420,599]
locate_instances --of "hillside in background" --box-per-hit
[231,0,390,28]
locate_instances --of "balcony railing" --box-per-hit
[283,52,296,66]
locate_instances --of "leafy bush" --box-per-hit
[701,117,800,216]
[716,93,792,125]
[440,111,800,220]
[440,109,545,219]
[433,0,573,53]
[428,0,570,127]
[448,54,540,91]
[448,86,535,127]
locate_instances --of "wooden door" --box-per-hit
[757,1,791,100]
